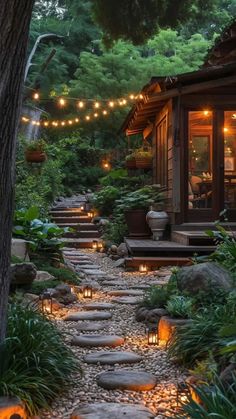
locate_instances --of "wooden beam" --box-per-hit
[148,74,236,104]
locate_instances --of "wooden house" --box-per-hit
[122,22,236,257]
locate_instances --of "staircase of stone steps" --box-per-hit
[50,206,102,249]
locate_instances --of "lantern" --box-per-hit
[88,211,94,218]
[176,381,189,407]
[139,264,149,273]
[80,205,85,211]
[83,285,93,299]
[40,291,53,315]
[147,327,159,345]
[92,240,98,250]
[97,242,104,252]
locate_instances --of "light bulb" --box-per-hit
[103,110,108,115]
[78,101,84,108]
[94,102,100,108]
[109,101,114,107]
[85,115,90,121]
[59,98,66,107]
[33,92,39,100]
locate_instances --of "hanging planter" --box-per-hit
[25,139,47,163]
[134,148,152,169]
[125,154,136,169]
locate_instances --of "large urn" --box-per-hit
[146,210,168,241]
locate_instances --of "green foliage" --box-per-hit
[100,169,128,186]
[102,216,128,245]
[13,206,69,252]
[177,378,236,419]
[189,355,218,385]
[30,279,62,295]
[25,139,46,151]
[116,184,163,211]
[142,285,169,309]
[206,225,236,275]
[0,304,79,415]
[92,186,121,216]
[30,256,80,284]
[166,295,193,318]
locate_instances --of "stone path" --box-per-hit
[41,239,184,418]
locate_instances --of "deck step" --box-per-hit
[125,238,216,257]
[172,222,236,232]
[55,218,90,227]
[125,256,192,270]
[172,230,215,246]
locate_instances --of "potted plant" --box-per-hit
[134,148,152,169]
[25,139,47,163]
[116,185,163,238]
[125,153,136,169]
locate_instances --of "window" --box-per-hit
[156,116,167,188]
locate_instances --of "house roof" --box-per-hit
[123,20,236,136]
[122,61,236,135]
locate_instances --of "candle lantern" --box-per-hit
[139,264,149,273]
[40,291,53,315]
[147,327,159,345]
[176,381,189,406]
[88,211,94,219]
[83,285,93,299]
[92,240,98,250]
[97,241,104,251]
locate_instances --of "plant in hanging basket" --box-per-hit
[134,148,152,169]
[25,139,47,163]
[125,153,136,169]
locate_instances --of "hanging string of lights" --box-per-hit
[21,110,110,128]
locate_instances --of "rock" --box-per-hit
[112,296,141,305]
[0,396,27,419]
[76,322,109,331]
[117,242,129,257]
[135,307,150,322]
[110,244,118,254]
[55,283,71,295]
[64,311,112,321]
[11,238,30,261]
[177,262,233,295]
[108,289,143,297]
[79,265,101,270]
[97,370,157,391]
[101,280,126,287]
[70,403,154,419]
[35,271,55,282]
[158,316,191,344]
[84,351,142,365]
[82,270,105,277]
[145,308,168,323]
[82,303,114,310]
[10,263,37,286]
[114,258,125,268]
[72,334,124,348]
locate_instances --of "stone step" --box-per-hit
[78,223,99,231]
[70,403,154,419]
[84,351,142,365]
[64,311,112,321]
[52,216,90,224]
[72,334,124,348]
[77,230,100,238]
[60,238,102,249]
[50,210,87,217]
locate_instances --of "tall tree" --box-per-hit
[0,0,35,343]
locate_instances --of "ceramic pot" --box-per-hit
[146,210,168,240]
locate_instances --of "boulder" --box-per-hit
[114,258,125,268]
[145,308,168,324]
[158,316,191,344]
[177,262,233,295]
[110,244,118,254]
[11,238,29,261]
[45,284,77,305]
[10,263,37,286]
[117,242,129,257]
[35,271,55,282]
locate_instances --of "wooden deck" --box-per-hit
[125,238,216,257]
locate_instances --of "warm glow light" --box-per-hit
[94,113,98,118]
[33,92,39,100]
[109,101,114,107]
[44,121,49,127]
[129,94,135,100]
[75,118,79,122]
[68,120,73,125]
[232,113,236,119]
[94,102,100,108]
[78,101,84,108]
[147,328,159,345]
[80,205,84,211]
[139,264,149,273]
[32,120,37,125]
[224,127,229,132]
[203,110,210,116]
[59,97,66,107]
[103,110,108,115]
[85,115,90,121]
[139,94,144,99]
[61,121,65,126]
[92,240,98,250]
[83,285,93,299]
[122,99,127,105]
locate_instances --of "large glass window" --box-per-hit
[224,111,236,209]
[188,111,213,209]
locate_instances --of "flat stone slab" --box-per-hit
[70,402,154,419]
[64,311,112,321]
[82,269,105,276]
[84,351,142,365]
[108,289,144,297]
[72,335,124,348]
[82,303,115,310]
[112,296,142,305]
[76,322,109,331]
[131,284,151,290]
[97,370,157,391]
[79,265,101,270]
[102,280,126,287]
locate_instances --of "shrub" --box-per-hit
[92,186,121,216]
[30,257,80,285]
[30,279,62,295]
[102,215,128,245]
[166,295,193,318]
[142,285,169,308]
[0,304,79,415]
[116,184,163,211]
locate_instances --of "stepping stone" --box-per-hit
[79,265,101,270]
[108,289,144,297]
[75,261,93,265]
[112,296,142,305]
[82,303,114,310]
[72,335,124,348]
[102,280,126,287]
[82,269,105,276]
[84,351,142,365]
[97,370,157,391]
[70,402,154,419]
[131,284,151,290]
[64,311,112,321]
[76,322,109,331]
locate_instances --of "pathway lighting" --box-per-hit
[92,240,98,250]
[40,291,53,315]
[88,211,94,218]
[83,285,93,299]
[147,326,159,345]
[139,264,149,273]
[176,381,189,407]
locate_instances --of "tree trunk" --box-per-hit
[0,0,35,344]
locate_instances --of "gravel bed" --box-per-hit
[40,249,185,419]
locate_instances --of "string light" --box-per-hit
[85,115,90,121]
[109,101,114,108]
[224,127,229,133]
[203,110,210,116]
[78,101,84,108]
[94,102,100,108]
[33,92,39,100]
[103,110,108,115]
[59,97,66,107]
